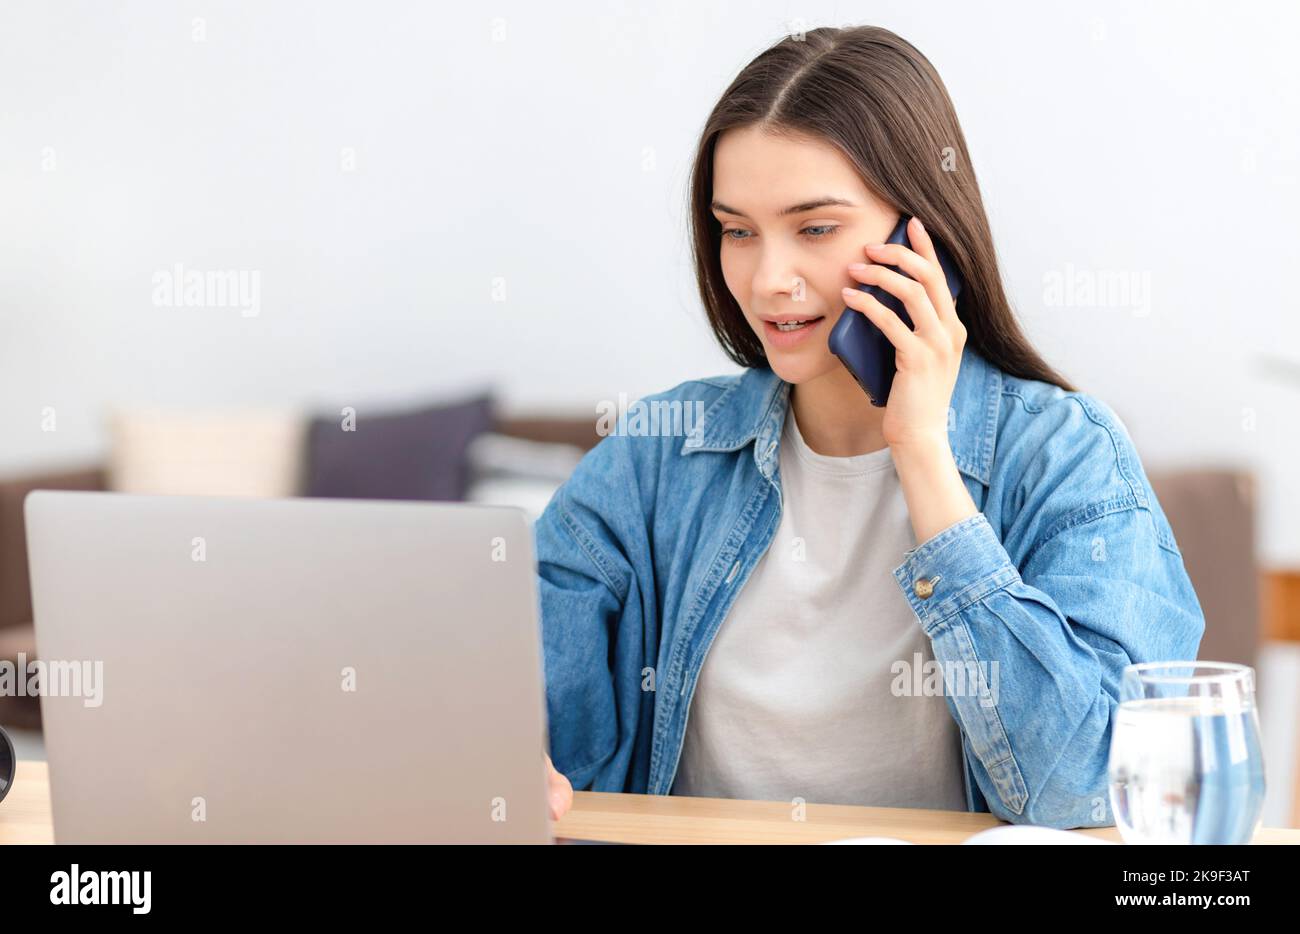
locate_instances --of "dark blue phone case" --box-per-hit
[827,217,963,406]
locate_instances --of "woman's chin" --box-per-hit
[764,350,840,386]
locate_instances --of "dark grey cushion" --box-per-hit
[305,395,494,501]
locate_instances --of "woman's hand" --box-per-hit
[841,215,979,545]
[841,215,967,453]
[545,753,574,820]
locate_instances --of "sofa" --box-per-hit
[0,413,1258,732]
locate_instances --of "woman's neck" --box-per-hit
[788,366,890,457]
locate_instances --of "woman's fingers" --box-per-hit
[846,260,942,335]
[904,215,938,263]
[850,216,959,332]
[901,216,960,327]
[841,286,920,352]
[544,753,573,820]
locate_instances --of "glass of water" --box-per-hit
[1108,661,1266,845]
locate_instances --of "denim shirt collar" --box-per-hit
[680,343,1002,486]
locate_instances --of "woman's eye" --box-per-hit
[720,225,840,243]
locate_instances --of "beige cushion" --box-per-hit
[107,409,307,497]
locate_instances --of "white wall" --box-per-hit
[2,0,1298,562]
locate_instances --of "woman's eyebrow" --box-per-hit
[710,196,857,218]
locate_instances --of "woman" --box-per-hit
[536,24,1203,829]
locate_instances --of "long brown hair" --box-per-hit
[689,24,1076,392]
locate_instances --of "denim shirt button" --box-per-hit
[913,577,936,599]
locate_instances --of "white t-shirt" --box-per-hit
[669,407,968,810]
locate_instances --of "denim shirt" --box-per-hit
[533,344,1205,829]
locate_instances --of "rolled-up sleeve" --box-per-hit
[893,502,1205,828]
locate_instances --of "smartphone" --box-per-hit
[827,216,963,406]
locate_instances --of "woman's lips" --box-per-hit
[763,315,826,349]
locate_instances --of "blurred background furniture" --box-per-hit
[0,421,1270,729]
[0,467,105,731]
[0,411,601,732]
[1147,470,1260,670]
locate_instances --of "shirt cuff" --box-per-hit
[892,512,1021,634]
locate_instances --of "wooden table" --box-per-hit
[3,761,56,845]
[4,760,1298,844]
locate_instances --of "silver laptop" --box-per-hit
[24,491,553,843]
